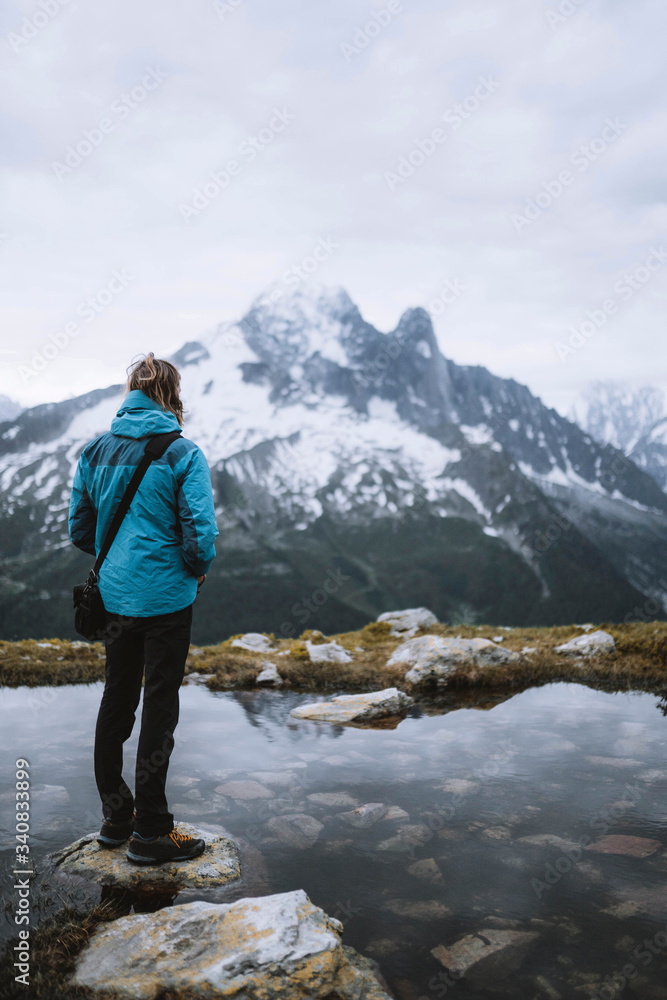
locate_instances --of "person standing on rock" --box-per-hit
[69,353,219,864]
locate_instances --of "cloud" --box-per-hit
[0,0,665,413]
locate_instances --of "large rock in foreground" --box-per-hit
[290,687,413,723]
[71,889,392,999]
[50,823,241,891]
[555,630,616,657]
[387,635,519,685]
[377,607,439,638]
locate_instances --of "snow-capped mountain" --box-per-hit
[573,381,667,492]
[1,286,665,643]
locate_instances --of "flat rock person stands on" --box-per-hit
[69,354,218,864]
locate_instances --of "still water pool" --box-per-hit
[2,680,667,998]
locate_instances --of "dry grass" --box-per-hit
[0,638,106,687]
[2,620,666,700]
[0,903,118,1000]
[0,900,221,1000]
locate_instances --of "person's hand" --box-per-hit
[197,575,206,585]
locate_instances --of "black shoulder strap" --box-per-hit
[91,431,182,578]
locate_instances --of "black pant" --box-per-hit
[94,603,193,838]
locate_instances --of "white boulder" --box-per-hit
[290,687,413,723]
[304,640,352,664]
[387,635,519,685]
[71,889,391,999]
[231,632,274,652]
[377,607,439,638]
[555,630,616,657]
[256,661,284,686]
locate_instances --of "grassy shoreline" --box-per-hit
[1,620,666,699]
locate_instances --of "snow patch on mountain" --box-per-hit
[573,380,667,491]
[1,285,665,632]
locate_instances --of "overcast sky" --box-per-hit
[1,0,666,415]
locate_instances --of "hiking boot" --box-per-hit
[126,828,206,865]
[97,815,135,847]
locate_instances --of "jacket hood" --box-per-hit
[110,390,182,439]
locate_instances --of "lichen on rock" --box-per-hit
[304,639,353,664]
[387,635,519,685]
[555,630,616,657]
[376,607,439,638]
[71,889,392,998]
[49,823,241,891]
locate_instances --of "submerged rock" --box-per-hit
[387,635,519,685]
[438,778,479,796]
[256,661,284,686]
[248,770,298,788]
[376,823,432,852]
[407,857,443,884]
[290,687,413,724]
[382,897,451,921]
[337,803,388,829]
[518,834,581,852]
[554,630,615,656]
[71,889,391,999]
[376,607,439,638]
[231,632,274,652]
[432,927,539,988]
[304,639,353,664]
[380,805,410,822]
[266,813,324,849]
[214,780,274,800]
[609,885,667,918]
[307,792,360,808]
[585,834,661,857]
[49,823,241,891]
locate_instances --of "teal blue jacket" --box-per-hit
[68,390,218,616]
